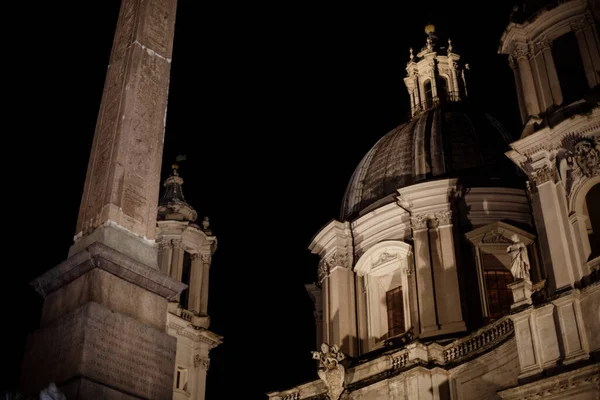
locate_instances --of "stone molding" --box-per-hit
[167,321,222,349]
[31,242,186,300]
[497,363,599,399]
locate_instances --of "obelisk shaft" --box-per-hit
[75,0,177,243]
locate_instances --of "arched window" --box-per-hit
[424,80,433,109]
[354,242,415,351]
[438,76,449,103]
[552,32,589,106]
[585,183,600,259]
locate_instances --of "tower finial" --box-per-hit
[448,38,453,53]
[409,47,414,60]
[424,24,437,52]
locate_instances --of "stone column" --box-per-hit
[171,239,185,283]
[531,167,577,292]
[573,20,599,88]
[430,211,466,334]
[449,61,460,100]
[199,253,212,316]
[21,1,185,398]
[413,75,421,112]
[530,40,553,113]
[193,355,210,400]
[158,240,173,276]
[540,43,562,107]
[306,284,324,349]
[325,251,357,356]
[189,253,204,314]
[509,56,528,124]
[319,261,331,345]
[514,44,540,118]
[412,214,439,336]
[70,0,178,268]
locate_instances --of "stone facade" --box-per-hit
[269,1,600,398]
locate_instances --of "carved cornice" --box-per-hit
[167,322,222,349]
[531,165,556,185]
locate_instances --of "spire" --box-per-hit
[157,163,198,222]
[424,23,437,52]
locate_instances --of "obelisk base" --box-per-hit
[21,243,186,399]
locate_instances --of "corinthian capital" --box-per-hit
[434,210,453,226]
[201,253,212,265]
[512,44,530,60]
[411,214,429,230]
[532,165,556,185]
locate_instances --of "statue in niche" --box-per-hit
[311,343,346,400]
[507,234,531,281]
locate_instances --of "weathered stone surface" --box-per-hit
[75,0,177,243]
[22,302,177,399]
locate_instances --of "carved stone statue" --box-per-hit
[311,343,346,400]
[507,234,531,281]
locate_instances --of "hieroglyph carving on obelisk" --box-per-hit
[75,0,177,243]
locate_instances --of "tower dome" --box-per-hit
[341,30,519,220]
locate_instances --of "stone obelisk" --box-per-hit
[21,1,185,399]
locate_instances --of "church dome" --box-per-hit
[341,102,517,220]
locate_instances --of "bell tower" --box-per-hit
[156,164,222,400]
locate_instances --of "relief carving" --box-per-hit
[531,165,556,185]
[194,354,210,369]
[482,230,513,244]
[556,135,600,201]
[201,253,212,264]
[312,343,347,400]
[371,252,398,268]
[325,252,349,270]
[411,214,428,230]
[434,210,453,226]
[318,262,329,282]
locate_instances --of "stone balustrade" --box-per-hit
[443,316,514,363]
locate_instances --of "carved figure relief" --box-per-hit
[311,343,346,400]
[555,135,600,204]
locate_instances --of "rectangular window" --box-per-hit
[484,270,514,320]
[386,286,405,338]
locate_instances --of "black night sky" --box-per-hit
[4,1,522,398]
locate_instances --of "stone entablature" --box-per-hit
[498,362,600,400]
